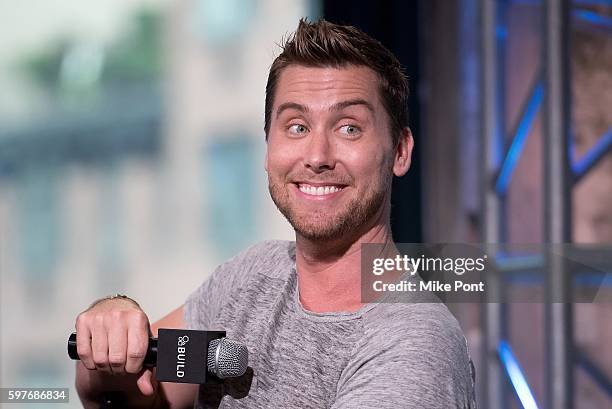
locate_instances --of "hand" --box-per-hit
[75,297,157,396]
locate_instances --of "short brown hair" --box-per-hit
[264,18,409,145]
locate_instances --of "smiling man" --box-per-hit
[265,62,410,314]
[74,19,476,409]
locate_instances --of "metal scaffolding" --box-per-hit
[480,1,612,408]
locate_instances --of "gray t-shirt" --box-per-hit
[184,241,477,408]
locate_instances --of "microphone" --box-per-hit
[68,329,248,384]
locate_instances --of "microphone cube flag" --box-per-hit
[156,328,226,384]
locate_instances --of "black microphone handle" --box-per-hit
[67,332,158,367]
[100,392,127,409]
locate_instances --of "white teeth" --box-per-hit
[298,184,341,196]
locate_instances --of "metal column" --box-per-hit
[480,1,505,407]
[543,1,573,408]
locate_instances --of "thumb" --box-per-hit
[136,368,157,396]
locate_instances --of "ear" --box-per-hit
[392,127,414,177]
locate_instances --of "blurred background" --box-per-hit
[0,0,610,408]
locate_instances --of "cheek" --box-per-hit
[266,144,297,176]
[343,146,389,181]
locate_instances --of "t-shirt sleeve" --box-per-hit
[183,242,264,330]
[331,304,477,409]
[183,263,228,330]
[183,240,290,331]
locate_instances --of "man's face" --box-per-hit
[265,65,403,242]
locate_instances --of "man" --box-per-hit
[75,19,477,408]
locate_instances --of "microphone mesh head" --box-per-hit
[207,338,249,379]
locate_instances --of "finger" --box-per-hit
[107,320,127,374]
[125,322,149,374]
[91,315,111,373]
[75,317,95,370]
[136,369,155,396]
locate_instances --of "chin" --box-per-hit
[291,216,351,242]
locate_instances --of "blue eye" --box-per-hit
[288,124,308,135]
[339,124,360,136]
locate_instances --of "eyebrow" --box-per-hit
[275,98,375,119]
[330,99,375,114]
[276,102,309,119]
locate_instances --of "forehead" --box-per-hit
[274,65,383,111]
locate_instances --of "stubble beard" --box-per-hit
[268,169,392,242]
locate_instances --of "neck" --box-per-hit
[295,207,395,313]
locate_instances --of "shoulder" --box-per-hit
[239,239,296,270]
[360,302,471,366]
[203,240,296,293]
[364,302,466,345]
[358,302,474,388]
[216,240,295,279]
[184,240,295,329]
[336,303,476,407]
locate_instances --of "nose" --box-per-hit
[303,131,335,172]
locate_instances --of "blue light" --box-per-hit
[495,82,544,194]
[498,341,540,409]
[574,273,612,287]
[495,251,544,270]
[574,1,612,7]
[568,128,576,164]
[496,25,508,40]
[573,127,612,179]
[574,10,612,29]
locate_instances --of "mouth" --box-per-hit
[293,182,348,198]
